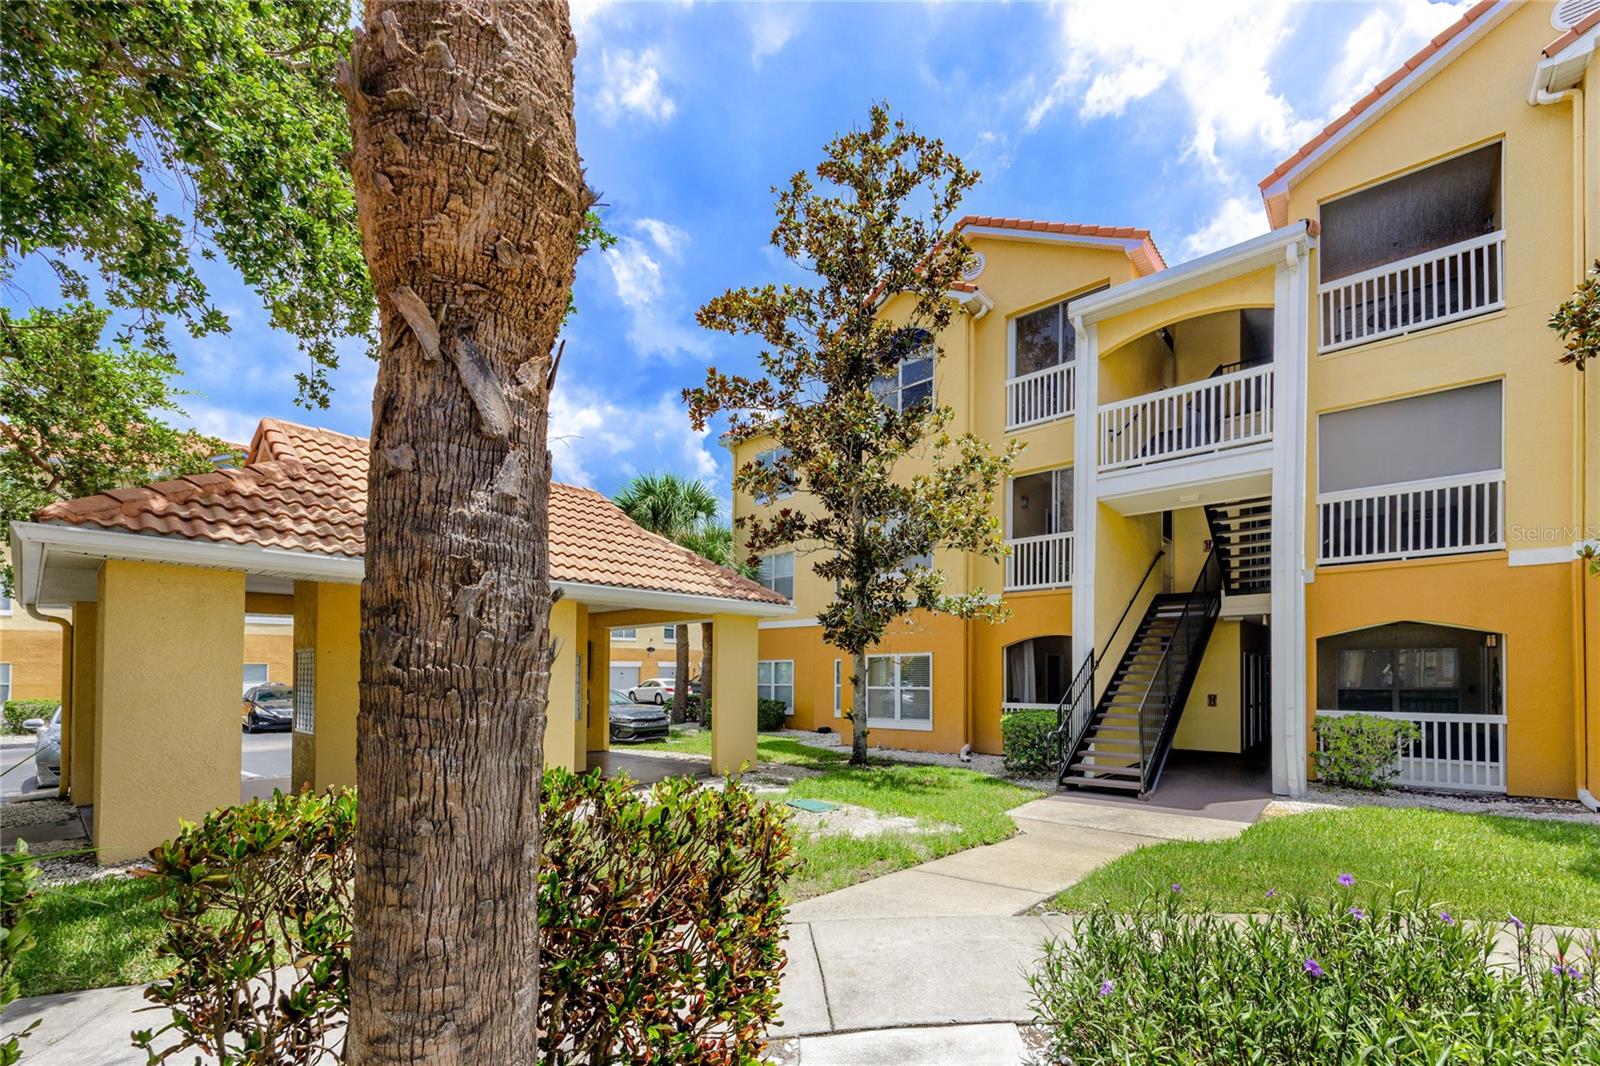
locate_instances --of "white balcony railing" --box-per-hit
[1317,471,1504,565]
[1317,710,1508,793]
[1097,363,1274,472]
[1004,531,1073,591]
[1318,230,1505,353]
[1001,701,1058,715]
[1006,362,1074,431]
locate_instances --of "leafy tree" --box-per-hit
[1,0,374,407]
[615,472,721,720]
[338,0,589,1059]
[1549,260,1600,575]
[686,104,1018,765]
[0,304,226,592]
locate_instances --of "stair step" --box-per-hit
[1068,761,1142,776]
[1061,775,1143,792]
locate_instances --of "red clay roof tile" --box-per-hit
[955,215,1166,276]
[33,418,786,607]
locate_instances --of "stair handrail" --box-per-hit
[1051,548,1166,779]
[1134,548,1223,794]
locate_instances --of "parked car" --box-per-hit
[609,688,669,743]
[242,682,294,733]
[22,708,62,788]
[626,678,675,705]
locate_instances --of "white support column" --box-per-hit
[1071,317,1100,678]
[1269,241,1311,797]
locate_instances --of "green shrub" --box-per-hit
[1001,708,1057,776]
[1031,884,1600,1065]
[757,698,789,732]
[1313,713,1420,790]
[0,844,41,1065]
[2,700,55,736]
[134,772,798,1064]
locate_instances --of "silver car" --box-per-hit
[23,707,62,788]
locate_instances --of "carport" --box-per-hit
[8,419,791,863]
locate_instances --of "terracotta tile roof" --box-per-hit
[1257,0,1500,223]
[33,418,787,607]
[1545,10,1600,57]
[956,215,1167,276]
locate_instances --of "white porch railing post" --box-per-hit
[1315,709,1508,793]
[1003,531,1074,591]
[1005,362,1075,431]
[1316,471,1505,565]
[1318,231,1505,352]
[1096,363,1275,473]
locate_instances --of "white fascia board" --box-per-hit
[1261,0,1515,203]
[1071,223,1311,326]
[960,226,1146,257]
[553,580,796,619]
[1529,31,1597,100]
[10,520,363,606]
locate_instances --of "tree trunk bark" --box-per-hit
[340,2,587,1062]
[699,620,712,725]
[850,649,869,764]
[672,627,689,721]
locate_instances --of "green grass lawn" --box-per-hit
[1051,806,1600,925]
[629,728,1042,899]
[17,874,169,997]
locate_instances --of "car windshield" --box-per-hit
[610,689,630,704]
[253,685,293,707]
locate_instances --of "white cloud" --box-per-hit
[602,218,710,361]
[1323,1,1476,116]
[748,5,800,67]
[548,386,720,490]
[1179,194,1269,261]
[596,47,677,124]
[181,400,267,448]
[1027,1,1317,182]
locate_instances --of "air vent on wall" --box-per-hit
[1554,0,1600,32]
[960,252,986,283]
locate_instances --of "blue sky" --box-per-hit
[8,0,1474,507]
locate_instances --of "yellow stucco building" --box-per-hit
[734,0,1600,804]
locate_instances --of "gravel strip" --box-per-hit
[1,795,77,829]
[1268,785,1597,824]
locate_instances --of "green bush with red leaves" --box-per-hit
[132,770,796,1065]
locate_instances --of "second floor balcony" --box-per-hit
[1006,361,1074,430]
[1097,361,1275,474]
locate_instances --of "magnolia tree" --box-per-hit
[1549,259,1600,574]
[687,104,1019,765]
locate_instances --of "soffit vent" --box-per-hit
[1554,0,1600,31]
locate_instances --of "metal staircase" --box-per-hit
[1204,496,1272,594]
[1054,550,1222,796]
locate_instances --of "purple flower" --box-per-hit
[1337,873,1355,887]
[1099,979,1115,997]
[1349,907,1366,920]
[1303,958,1324,978]
[1170,883,1182,894]
[1554,963,1567,976]
[1569,966,1584,979]
[1439,911,1455,926]
[1507,914,1524,932]
[1265,888,1276,899]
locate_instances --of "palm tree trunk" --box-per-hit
[699,621,712,725]
[341,1,587,1060]
[672,628,689,722]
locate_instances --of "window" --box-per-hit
[1004,636,1071,706]
[662,624,678,640]
[833,659,842,718]
[757,660,794,709]
[757,552,795,599]
[1008,467,1073,539]
[612,628,638,641]
[866,652,932,729]
[873,351,934,412]
[243,663,270,688]
[1318,382,1502,494]
[1317,622,1502,717]
[755,447,796,501]
[0,664,10,705]
[293,649,315,734]
[1009,287,1106,377]
[0,595,10,616]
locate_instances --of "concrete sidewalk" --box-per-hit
[1,793,1255,1065]
[768,794,1256,1062]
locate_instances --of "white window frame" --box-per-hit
[833,659,843,718]
[612,628,638,641]
[662,624,678,640]
[754,447,796,501]
[865,652,933,731]
[0,595,11,616]
[873,350,935,412]
[757,551,795,600]
[757,659,794,710]
[0,663,11,705]
[243,663,271,688]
